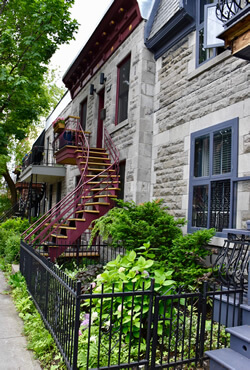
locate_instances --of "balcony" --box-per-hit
[19,146,66,183]
[53,116,91,165]
[216,1,250,60]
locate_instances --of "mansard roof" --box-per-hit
[145,0,196,60]
[63,0,142,99]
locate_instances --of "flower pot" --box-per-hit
[53,121,65,134]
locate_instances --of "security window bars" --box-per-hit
[189,119,238,234]
[116,56,131,124]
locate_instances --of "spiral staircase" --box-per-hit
[22,119,120,261]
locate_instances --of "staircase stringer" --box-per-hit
[22,122,90,245]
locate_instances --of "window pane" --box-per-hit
[213,127,232,175]
[210,180,230,231]
[118,57,130,124]
[194,134,210,177]
[192,185,208,228]
[80,100,87,131]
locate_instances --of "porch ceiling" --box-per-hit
[19,165,66,183]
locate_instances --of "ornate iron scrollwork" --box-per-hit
[216,0,249,22]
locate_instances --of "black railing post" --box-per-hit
[44,258,50,320]
[199,281,208,362]
[150,289,159,369]
[72,280,81,370]
[145,279,155,370]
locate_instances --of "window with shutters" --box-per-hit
[188,118,238,235]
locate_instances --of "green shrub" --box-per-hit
[0,217,30,263]
[90,199,185,260]
[161,228,215,287]
[4,233,21,263]
[0,217,30,233]
[90,200,215,288]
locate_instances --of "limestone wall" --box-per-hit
[152,30,250,234]
[69,22,155,203]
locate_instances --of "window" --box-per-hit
[188,119,238,234]
[80,99,87,131]
[196,0,225,66]
[116,56,131,125]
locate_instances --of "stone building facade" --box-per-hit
[146,0,250,243]
[23,0,250,247]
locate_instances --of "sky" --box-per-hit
[49,0,114,87]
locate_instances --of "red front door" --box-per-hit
[97,89,104,148]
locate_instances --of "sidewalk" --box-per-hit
[0,270,41,370]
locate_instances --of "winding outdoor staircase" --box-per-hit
[22,118,120,261]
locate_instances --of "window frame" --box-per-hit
[196,0,224,68]
[115,54,131,126]
[188,118,239,236]
[80,98,87,131]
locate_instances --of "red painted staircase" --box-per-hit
[22,119,120,261]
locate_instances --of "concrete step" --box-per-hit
[226,325,250,359]
[205,347,250,369]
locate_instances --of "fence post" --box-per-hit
[72,280,81,370]
[44,258,50,320]
[145,279,155,369]
[199,281,208,361]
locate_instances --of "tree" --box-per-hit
[0,0,78,204]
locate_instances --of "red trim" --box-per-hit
[63,0,142,99]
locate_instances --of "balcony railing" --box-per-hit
[22,147,58,170]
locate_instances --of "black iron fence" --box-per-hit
[20,240,244,370]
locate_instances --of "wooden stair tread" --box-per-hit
[81,156,110,161]
[58,226,77,230]
[85,168,115,172]
[68,218,86,222]
[75,209,100,214]
[87,181,120,185]
[94,194,118,198]
[90,187,121,191]
[51,234,68,239]
[80,161,110,166]
[85,174,120,178]
[84,202,110,206]
[60,251,100,257]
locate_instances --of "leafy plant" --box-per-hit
[90,200,215,288]
[82,249,176,345]
[90,199,185,259]
[0,217,30,263]
[8,272,66,369]
[162,228,215,287]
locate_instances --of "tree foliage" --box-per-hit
[0,0,78,203]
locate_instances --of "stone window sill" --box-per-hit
[187,50,231,81]
[109,119,129,134]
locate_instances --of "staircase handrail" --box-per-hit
[22,121,90,242]
[23,124,120,247]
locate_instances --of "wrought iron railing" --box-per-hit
[22,147,58,169]
[213,236,250,290]
[20,240,245,370]
[216,0,250,22]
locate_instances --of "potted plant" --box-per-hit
[52,117,65,133]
